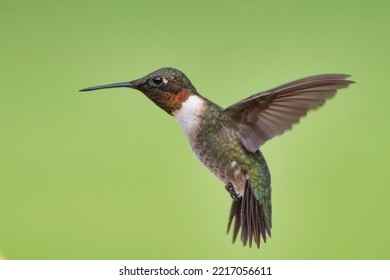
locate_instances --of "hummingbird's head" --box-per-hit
[80,67,198,115]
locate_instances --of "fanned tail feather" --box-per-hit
[227,180,271,248]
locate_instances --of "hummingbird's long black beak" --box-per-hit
[79,81,135,92]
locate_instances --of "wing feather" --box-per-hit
[222,74,354,152]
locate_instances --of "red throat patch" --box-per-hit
[167,88,191,112]
[144,87,193,115]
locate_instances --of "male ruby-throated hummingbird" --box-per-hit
[80,68,353,248]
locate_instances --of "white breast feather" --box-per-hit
[172,95,204,137]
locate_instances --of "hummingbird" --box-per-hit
[80,68,353,248]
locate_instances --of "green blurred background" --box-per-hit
[1,0,389,259]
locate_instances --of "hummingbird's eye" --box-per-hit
[151,77,163,87]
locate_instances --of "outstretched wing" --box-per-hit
[221,74,354,153]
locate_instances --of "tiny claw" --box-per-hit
[225,183,239,201]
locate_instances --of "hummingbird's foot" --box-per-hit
[225,183,239,201]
